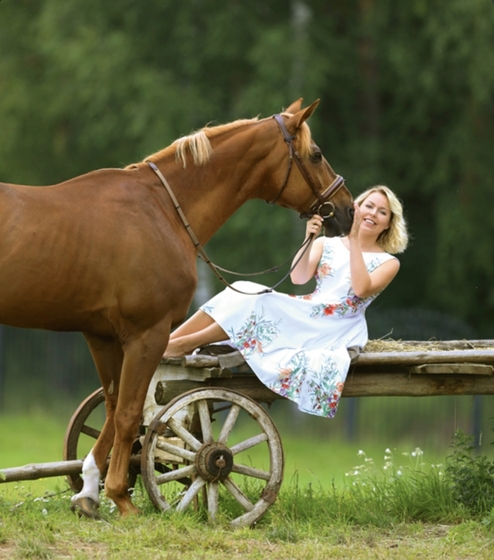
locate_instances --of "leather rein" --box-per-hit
[147,113,346,295]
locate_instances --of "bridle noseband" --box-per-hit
[269,114,346,220]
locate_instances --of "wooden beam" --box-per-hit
[355,349,494,366]
[410,364,493,375]
[343,372,494,397]
[0,457,142,484]
[0,460,83,483]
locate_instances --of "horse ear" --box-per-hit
[285,99,320,132]
[285,98,304,114]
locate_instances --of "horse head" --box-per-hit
[267,99,354,238]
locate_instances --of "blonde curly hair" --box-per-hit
[355,185,409,254]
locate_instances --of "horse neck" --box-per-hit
[155,123,281,244]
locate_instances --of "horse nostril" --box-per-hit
[349,207,355,220]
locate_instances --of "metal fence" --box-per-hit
[0,325,99,414]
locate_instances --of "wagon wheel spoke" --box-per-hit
[222,477,254,512]
[197,400,213,444]
[155,464,196,485]
[166,417,202,451]
[176,477,207,512]
[207,482,219,521]
[230,433,268,455]
[155,439,196,462]
[217,404,240,444]
[231,463,270,481]
[218,404,240,444]
[79,425,101,440]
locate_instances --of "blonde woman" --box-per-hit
[165,186,408,418]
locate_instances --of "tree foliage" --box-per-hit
[1,0,493,337]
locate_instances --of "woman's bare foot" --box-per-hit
[164,323,229,359]
[163,337,194,358]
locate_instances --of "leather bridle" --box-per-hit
[146,113,347,295]
[269,114,346,220]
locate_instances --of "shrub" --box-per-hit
[446,429,494,516]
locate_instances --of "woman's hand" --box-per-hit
[348,202,362,240]
[291,215,325,284]
[305,215,324,239]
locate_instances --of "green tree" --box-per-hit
[1,0,494,337]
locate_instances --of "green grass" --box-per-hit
[3,413,494,558]
[0,411,445,493]
[1,480,494,559]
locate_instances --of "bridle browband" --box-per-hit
[270,114,346,220]
[146,113,347,295]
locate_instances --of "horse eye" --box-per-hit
[310,151,322,163]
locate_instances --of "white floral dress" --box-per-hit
[201,237,397,418]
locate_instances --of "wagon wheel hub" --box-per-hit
[195,442,233,482]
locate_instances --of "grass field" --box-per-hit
[2,411,494,558]
[0,410,447,492]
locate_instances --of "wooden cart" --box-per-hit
[2,340,494,527]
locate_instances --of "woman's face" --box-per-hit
[358,191,392,236]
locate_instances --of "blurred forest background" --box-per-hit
[0,0,493,450]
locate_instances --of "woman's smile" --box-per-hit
[359,192,391,234]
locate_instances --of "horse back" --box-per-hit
[0,170,197,333]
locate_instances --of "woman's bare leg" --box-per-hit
[169,310,215,340]
[164,321,229,358]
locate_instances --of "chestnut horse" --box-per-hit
[0,99,353,517]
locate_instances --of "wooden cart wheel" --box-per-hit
[63,388,141,493]
[64,388,106,492]
[141,387,284,528]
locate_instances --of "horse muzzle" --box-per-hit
[322,205,354,237]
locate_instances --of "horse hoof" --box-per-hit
[71,497,100,519]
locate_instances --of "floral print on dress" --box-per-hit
[289,244,335,301]
[366,257,386,274]
[310,254,392,318]
[310,294,362,318]
[289,293,314,301]
[229,308,280,357]
[315,244,335,284]
[306,356,345,418]
[268,352,308,400]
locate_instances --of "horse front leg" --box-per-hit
[104,328,169,516]
[71,335,123,518]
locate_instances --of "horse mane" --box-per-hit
[140,113,313,169]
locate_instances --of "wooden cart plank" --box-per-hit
[410,364,494,375]
[343,372,494,397]
[355,349,494,366]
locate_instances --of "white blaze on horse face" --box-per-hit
[71,451,101,505]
